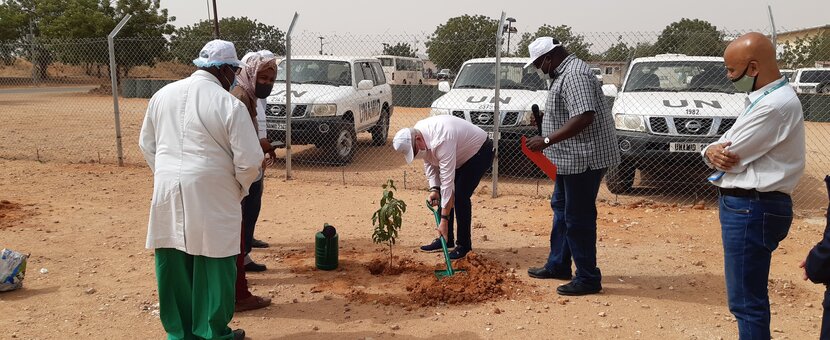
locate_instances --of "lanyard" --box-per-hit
[742,78,788,116]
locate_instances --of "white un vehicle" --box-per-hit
[430,57,548,174]
[266,56,394,164]
[601,54,748,193]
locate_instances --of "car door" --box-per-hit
[370,61,390,111]
[354,61,380,130]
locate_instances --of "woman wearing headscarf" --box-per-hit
[231,50,277,312]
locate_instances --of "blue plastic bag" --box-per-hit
[0,248,28,292]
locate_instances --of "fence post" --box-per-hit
[108,14,132,167]
[492,12,506,198]
[285,12,299,180]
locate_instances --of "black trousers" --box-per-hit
[445,138,493,249]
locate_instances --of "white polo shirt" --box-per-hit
[415,115,488,208]
[702,77,805,194]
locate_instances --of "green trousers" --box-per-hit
[155,248,237,340]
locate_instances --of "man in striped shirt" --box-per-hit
[524,37,620,296]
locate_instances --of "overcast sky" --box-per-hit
[164,0,829,56]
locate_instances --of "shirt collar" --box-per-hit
[748,76,787,102]
[554,54,576,75]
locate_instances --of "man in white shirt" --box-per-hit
[392,115,493,259]
[139,40,263,340]
[702,32,805,339]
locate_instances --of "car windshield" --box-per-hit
[624,61,735,93]
[276,60,352,86]
[801,70,830,83]
[453,63,547,90]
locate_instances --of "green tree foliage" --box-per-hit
[381,42,416,58]
[169,16,285,65]
[599,36,632,61]
[515,24,593,61]
[653,18,725,56]
[111,0,175,78]
[371,180,407,269]
[780,31,830,69]
[425,15,498,72]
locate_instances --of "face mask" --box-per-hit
[536,68,549,81]
[218,65,237,91]
[731,63,757,93]
[255,82,274,99]
[413,147,427,160]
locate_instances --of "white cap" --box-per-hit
[524,37,561,68]
[192,39,247,68]
[392,128,415,164]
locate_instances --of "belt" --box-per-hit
[718,187,790,200]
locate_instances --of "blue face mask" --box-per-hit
[217,65,238,91]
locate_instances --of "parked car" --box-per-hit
[436,68,454,81]
[430,57,547,175]
[601,54,748,193]
[791,68,830,94]
[265,56,394,164]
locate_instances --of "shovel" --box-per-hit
[426,200,466,279]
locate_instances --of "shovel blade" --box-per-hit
[434,269,466,279]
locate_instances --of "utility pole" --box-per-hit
[319,36,324,55]
[212,0,220,39]
[504,17,517,55]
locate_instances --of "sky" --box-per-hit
[163,0,829,56]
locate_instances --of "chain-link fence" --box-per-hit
[1,27,829,209]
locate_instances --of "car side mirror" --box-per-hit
[357,79,374,90]
[438,81,451,93]
[602,84,618,98]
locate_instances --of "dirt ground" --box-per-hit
[1,158,829,339]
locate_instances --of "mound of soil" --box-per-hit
[406,252,523,306]
[0,200,33,229]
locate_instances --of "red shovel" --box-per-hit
[521,136,557,182]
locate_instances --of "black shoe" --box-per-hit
[448,246,470,260]
[420,238,454,252]
[556,281,602,296]
[232,328,246,340]
[244,262,267,272]
[527,267,572,280]
[251,238,269,248]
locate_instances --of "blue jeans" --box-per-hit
[719,193,793,340]
[544,168,606,286]
[241,178,264,255]
[444,139,493,249]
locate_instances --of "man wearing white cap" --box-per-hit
[139,39,262,340]
[523,37,620,296]
[392,115,493,259]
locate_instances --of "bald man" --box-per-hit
[702,32,805,339]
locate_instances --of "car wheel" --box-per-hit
[324,123,356,165]
[605,161,635,194]
[371,108,390,146]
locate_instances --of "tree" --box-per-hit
[111,0,176,78]
[599,36,632,61]
[371,180,407,270]
[169,16,285,65]
[40,0,115,77]
[780,31,830,69]
[654,18,725,56]
[425,15,498,72]
[515,24,593,61]
[381,42,416,57]
[0,2,27,64]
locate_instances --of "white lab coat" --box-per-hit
[139,70,264,258]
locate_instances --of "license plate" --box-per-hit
[487,131,500,139]
[669,142,707,153]
[267,121,286,130]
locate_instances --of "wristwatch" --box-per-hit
[544,137,551,145]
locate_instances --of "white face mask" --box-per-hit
[536,68,549,81]
[413,147,427,160]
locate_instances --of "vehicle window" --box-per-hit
[801,70,830,83]
[379,57,393,67]
[277,60,351,86]
[453,63,546,90]
[605,67,613,75]
[356,62,375,86]
[370,62,387,85]
[624,61,734,93]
